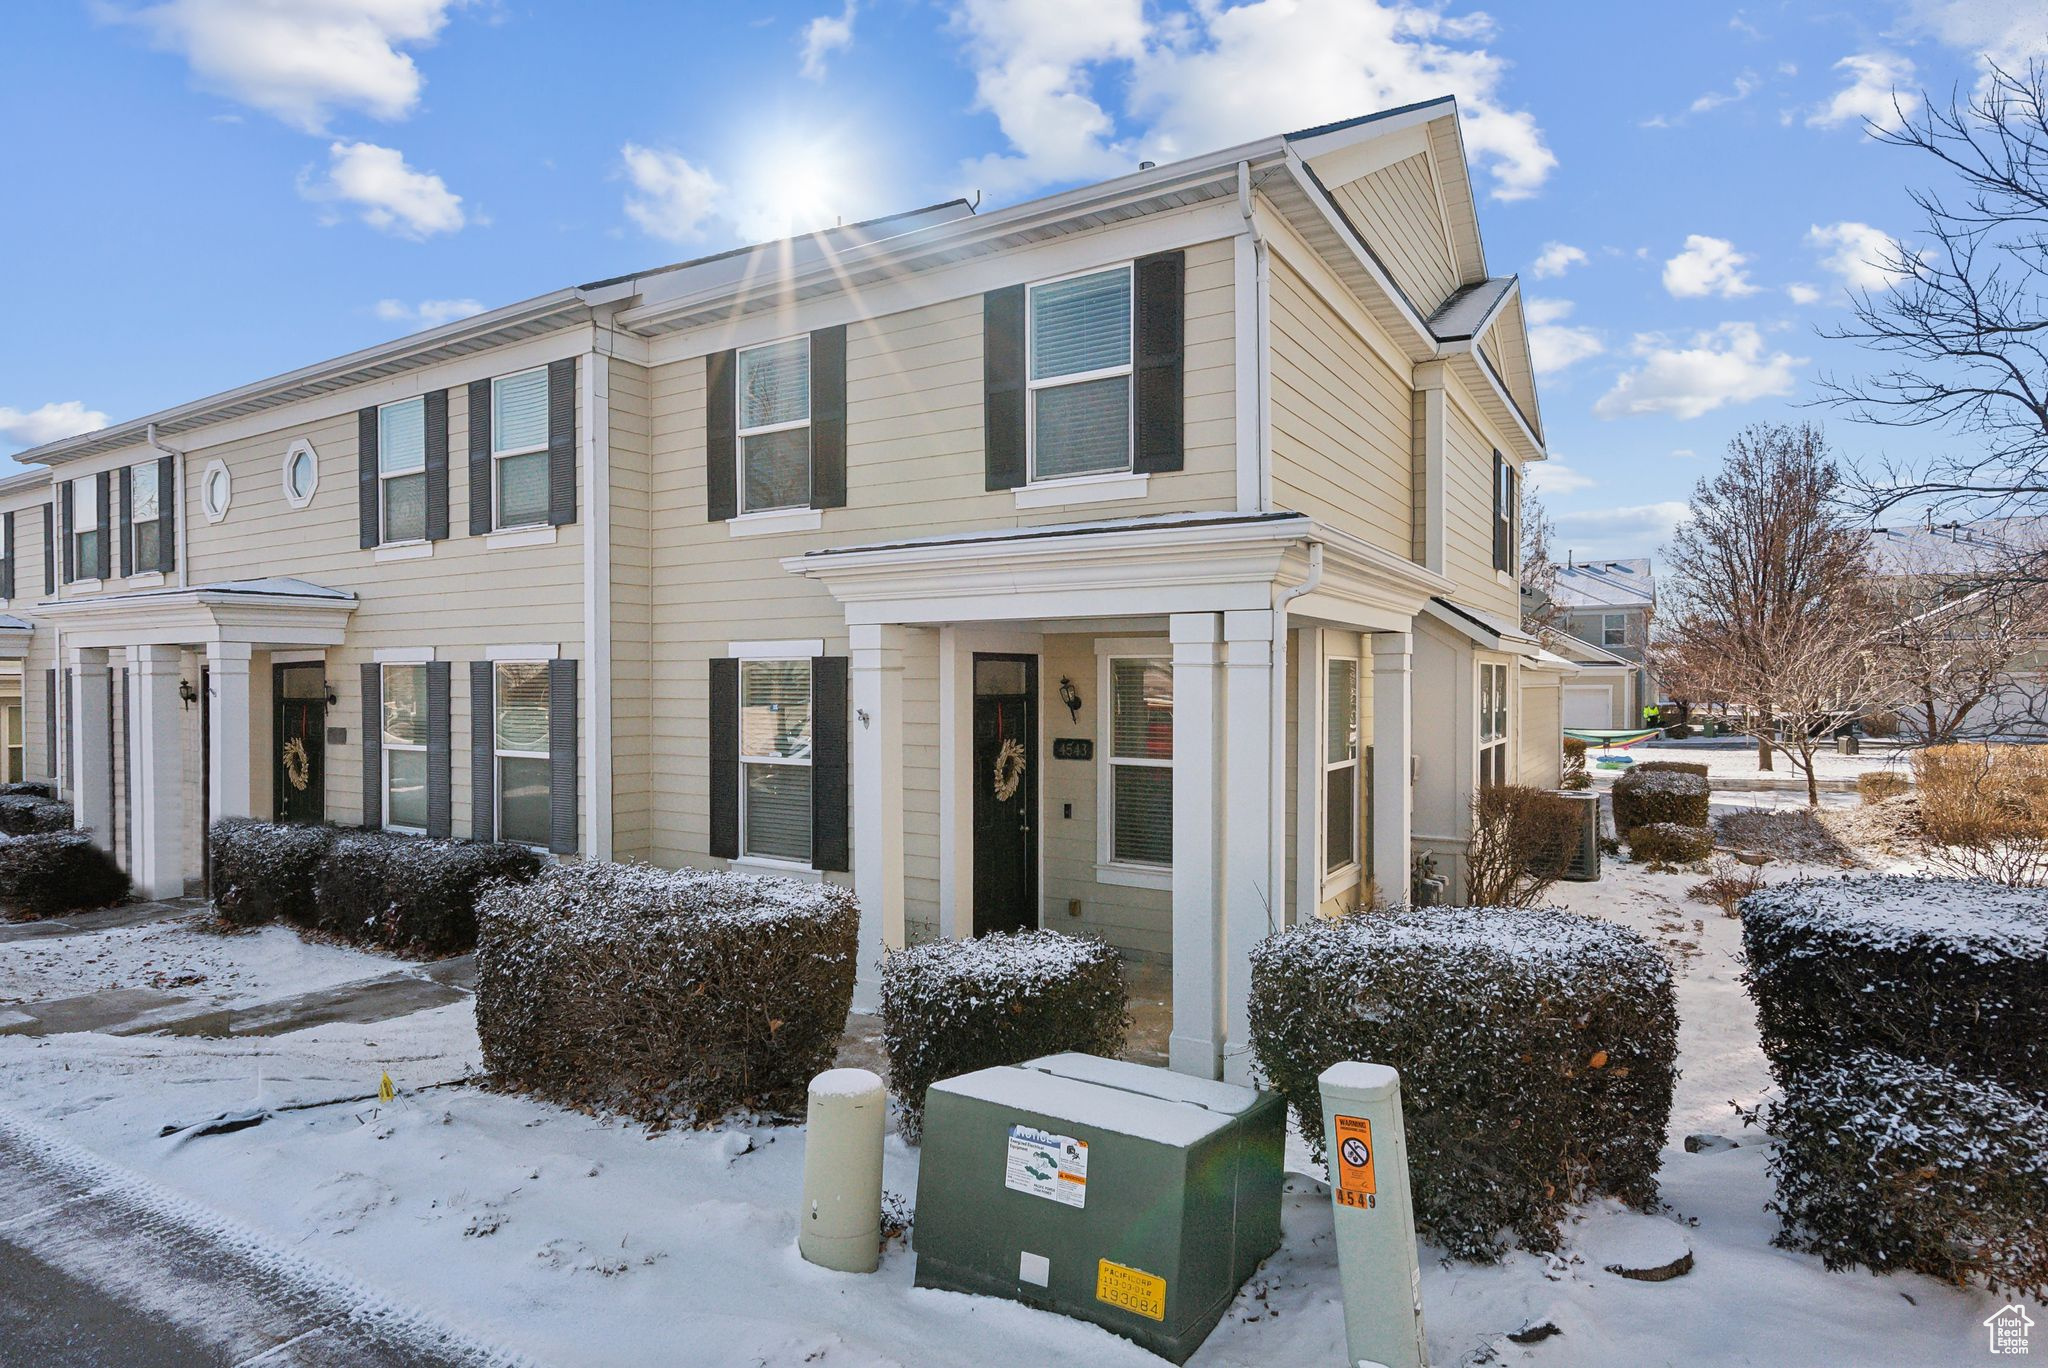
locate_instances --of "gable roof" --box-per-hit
[1552,557,1655,611]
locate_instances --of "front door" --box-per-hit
[972,653,1038,937]
[273,663,326,825]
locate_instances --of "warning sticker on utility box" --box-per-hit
[1004,1124,1088,1208]
[1096,1259,1167,1321]
[1333,1114,1377,1208]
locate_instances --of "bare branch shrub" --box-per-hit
[1465,785,1579,907]
[1912,743,2048,885]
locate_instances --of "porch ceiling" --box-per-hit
[30,576,358,651]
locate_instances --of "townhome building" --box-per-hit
[6,96,1563,1084]
[1545,556,1657,730]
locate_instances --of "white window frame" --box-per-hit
[381,662,428,834]
[200,459,232,523]
[282,439,319,509]
[377,395,427,546]
[1601,612,1627,648]
[490,367,552,531]
[738,656,814,870]
[1096,647,1173,883]
[492,659,551,851]
[1323,655,1361,880]
[734,334,812,516]
[1478,659,1511,789]
[69,478,101,583]
[1026,263,1136,485]
[129,460,162,573]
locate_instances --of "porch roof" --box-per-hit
[1422,595,1541,658]
[0,614,31,660]
[31,576,358,650]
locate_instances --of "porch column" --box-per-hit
[1371,631,1413,902]
[127,645,186,899]
[206,641,254,821]
[849,623,906,1013]
[1221,609,1275,1087]
[67,648,113,850]
[1168,612,1224,1079]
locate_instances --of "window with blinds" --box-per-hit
[494,661,550,846]
[1029,266,1133,480]
[131,461,162,572]
[740,659,812,862]
[70,478,101,581]
[1107,655,1172,866]
[737,337,811,513]
[1479,661,1510,789]
[382,662,429,830]
[1325,657,1360,875]
[379,396,428,543]
[492,367,551,529]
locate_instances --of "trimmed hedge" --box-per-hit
[1250,905,1677,1260]
[1612,763,1710,832]
[1766,1050,2048,1298]
[210,819,334,927]
[1741,875,2048,1097]
[476,862,858,1126]
[882,930,1128,1142]
[314,830,542,954]
[0,782,55,799]
[0,795,74,836]
[1627,822,1714,865]
[0,832,130,917]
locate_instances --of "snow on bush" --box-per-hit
[312,830,542,955]
[1741,874,2048,1097]
[1250,905,1677,1261]
[0,794,73,836]
[1766,1049,2048,1298]
[0,781,55,799]
[881,930,1128,1142]
[0,831,129,917]
[1626,822,1714,866]
[1611,762,1709,832]
[475,862,858,1126]
[210,819,335,928]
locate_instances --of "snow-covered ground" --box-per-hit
[0,823,2015,1367]
[1591,738,1910,785]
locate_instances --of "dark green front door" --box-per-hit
[972,653,1037,937]
[273,664,326,825]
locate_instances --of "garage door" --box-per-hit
[1563,685,1615,730]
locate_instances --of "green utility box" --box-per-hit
[912,1053,1284,1363]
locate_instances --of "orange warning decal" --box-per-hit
[1333,1114,1376,1208]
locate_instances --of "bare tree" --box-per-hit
[1658,423,1874,800]
[1520,491,1566,632]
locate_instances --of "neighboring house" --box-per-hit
[4,95,1561,1085]
[1546,556,1656,729]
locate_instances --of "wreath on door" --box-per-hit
[992,737,1027,802]
[282,737,312,792]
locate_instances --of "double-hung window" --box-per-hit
[70,479,101,581]
[1493,453,1518,572]
[1602,613,1627,648]
[492,368,551,529]
[1325,658,1360,875]
[381,663,429,831]
[493,661,551,846]
[378,396,428,543]
[737,337,811,513]
[1478,661,1510,789]
[739,659,812,862]
[131,461,162,571]
[1106,656,1173,866]
[1029,265,1133,480]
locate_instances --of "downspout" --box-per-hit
[1269,541,1324,929]
[1236,161,1271,513]
[144,424,188,589]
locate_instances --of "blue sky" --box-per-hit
[1,1,2036,561]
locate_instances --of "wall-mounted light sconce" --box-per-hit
[1059,675,1082,723]
[856,708,872,730]
[324,681,338,706]
[178,679,198,710]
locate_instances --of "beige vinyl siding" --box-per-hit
[1441,377,1520,619]
[1266,253,1414,559]
[1518,668,1562,788]
[608,356,654,860]
[1481,295,1541,433]
[1328,152,1459,315]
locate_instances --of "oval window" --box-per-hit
[201,461,233,522]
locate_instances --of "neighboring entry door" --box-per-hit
[972,653,1038,937]
[274,663,327,824]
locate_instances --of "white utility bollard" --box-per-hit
[798,1068,886,1274]
[1319,1061,1428,1368]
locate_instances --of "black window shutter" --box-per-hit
[118,466,133,579]
[94,473,111,579]
[983,285,1027,490]
[43,669,56,777]
[705,350,737,522]
[62,668,72,793]
[1133,250,1186,475]
[468,379,493,536]
[809,326,848,510]
[358,407,379,548]
[547,657,578,854]
[60,485,74,584]
[426,660,452,838]
[470,660,495,841]
[157,455,176,573]
[546,357,577,527]
[43,503,54,594]
[424,389,450,542]
[811,655,849,871]
[361,663,382,827]
[2,510,14,600]
[708,657,739,858]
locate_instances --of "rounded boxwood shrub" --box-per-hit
[0,832,130,917]
[210,819,335,928]
[0,795,74,836]
[1766,1050,2047,1298]
[1611,763,1709,832]
[1627,822,1714,865]
[1250,905,1677,1261]
[475,861,859,1126]
[313,830,542,954]
[882,930,1128,1142]
[1741,874,2048,1096]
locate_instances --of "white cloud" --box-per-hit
[1808,52,1919,133]
[1785,282,1821,305]
[1689,69,1760,114]
[374,297,486,327]
[108,0,461,134]
[1895,0,2048,80]
[1661,234,1759,299]
[1554,501,1691,556]
[1531,241,1586,279]
[799,0,857,80]
[1527,460,1594,495]
[951,0,1148,195]
[302,140,465,238]
[1522,297,1602,376]
[0,400,108,448]
[1594,323,1805,421]
[1806,220,1927,292]
[620,143,724,243]
[1670,448,1697,459]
